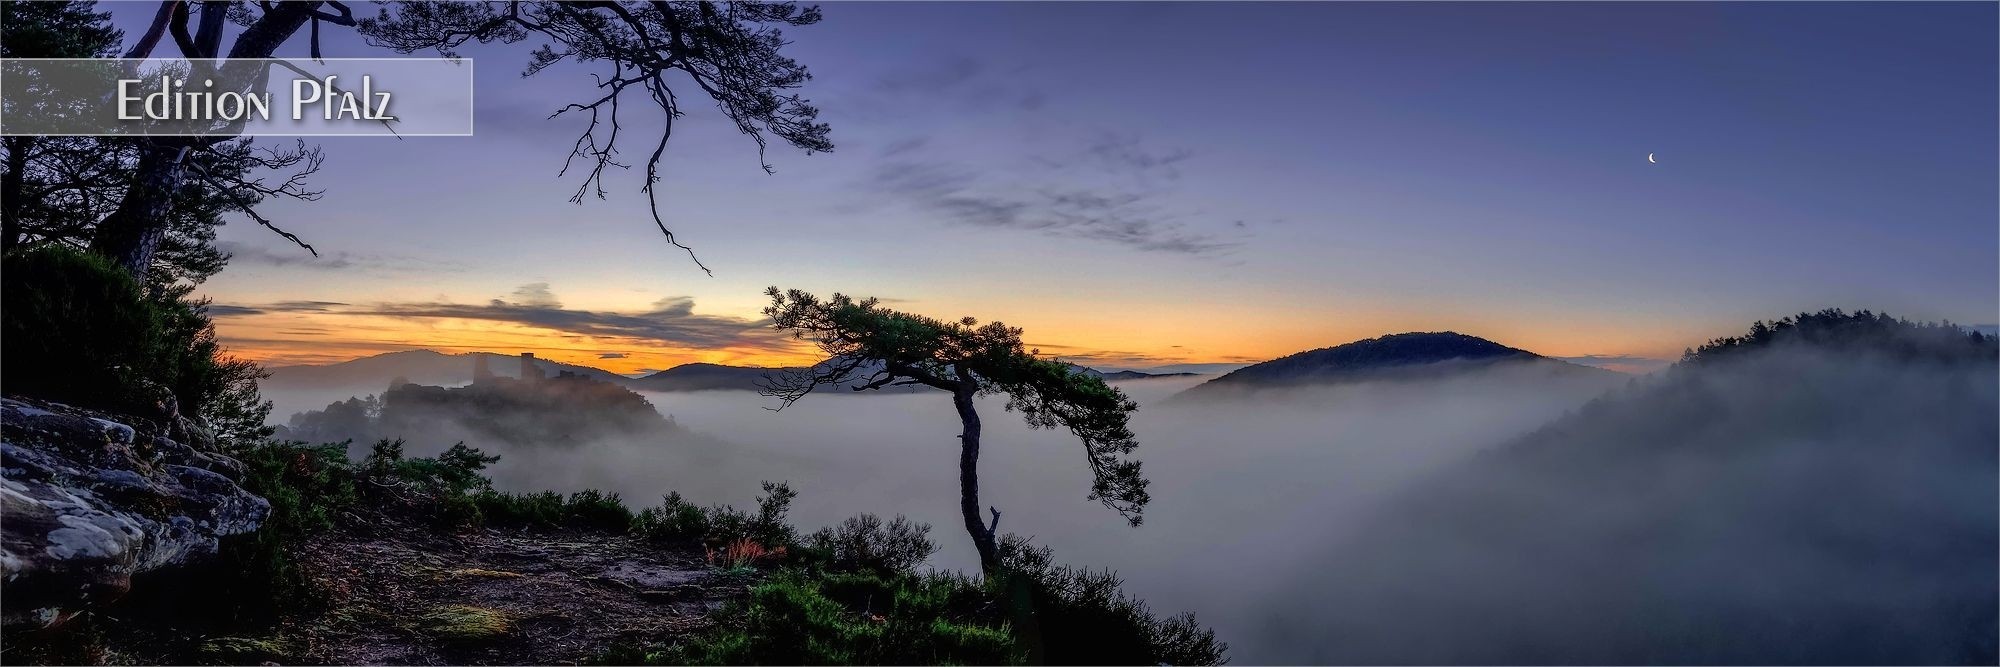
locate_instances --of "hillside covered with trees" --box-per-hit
[279,372,683,453]
[1177,331,1619,399]
[1281,310,1998,664]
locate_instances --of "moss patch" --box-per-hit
[416,604,512,642]
[449,567,525,579]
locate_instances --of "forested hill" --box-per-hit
[269,350,1194,395]
[263,350,631,390]
[1291,310,1999,664]
[628,362,782,392]
[277,373,686,452]
[1177,331,1612,398]
[1676,308,1995,366]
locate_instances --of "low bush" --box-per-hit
[357,438,502,527]
[667,570,1018,666]
[643,531,1226,665]
[635,491,711,540]
[565,489,638,532]
[700,481,799,547]
[362,439,500,498]
[476,490,567,528]
[220,441,361,616]
[1,246,270,444]
[476,489,637,532]
[238,442,361,541]
[802,513,937,575]
[634,481,798,547]
[2,247,163,414]
[995,535,1227,665]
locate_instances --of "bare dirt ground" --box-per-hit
[280,517,747,665]
[1,513,748,666]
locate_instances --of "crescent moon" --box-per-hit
[1647,153,1657,164]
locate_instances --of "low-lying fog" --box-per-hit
[264,348,1996,663]
[278,365,1619,663]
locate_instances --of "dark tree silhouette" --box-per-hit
[759,287,1148,574]
[1680,308,1998,365]
[1,1,325,286]
[41,0,831,282]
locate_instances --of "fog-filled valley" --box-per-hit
[5,1,1993,663]
[258,319,1999,664]
[1285,345,1998,664]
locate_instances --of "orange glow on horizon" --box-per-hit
[211,312,824,373]
[210,303,1688,374]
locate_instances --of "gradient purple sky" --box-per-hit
[111,2,1999,374]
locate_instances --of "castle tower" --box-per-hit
[520,352,544,381]
[473,354,493,382]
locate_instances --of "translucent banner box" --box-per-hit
[0,58,473,136]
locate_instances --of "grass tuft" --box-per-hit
[197,635,290,661]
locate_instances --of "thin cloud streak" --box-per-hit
[870,158,1235,255]
[217,284,805,357]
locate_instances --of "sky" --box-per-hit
[110,1,1999,375]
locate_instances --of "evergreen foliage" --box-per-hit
[0,246,272,444]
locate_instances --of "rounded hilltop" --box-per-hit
[1180,331,1608,398]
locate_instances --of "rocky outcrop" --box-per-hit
[1,398,268,629]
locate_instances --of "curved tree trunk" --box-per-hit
[89,142,186,279]
[88,1,320,280]
[3,136,29,253]
[953,382,1000,575]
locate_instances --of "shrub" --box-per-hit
[651,519,1226,665]
[238,442,361,539]
[361,439,500,497]
[635,492,712,541]
[0,246,269,440]
[354,438,502,527]
[361,438,405,478]
[995,535,1227,665]
[477,490,568,528]
[477,489,637,532]
[635,481,797,548]
[565,489,637,532]
[213,441,361,618]
[709,481,798,547]
[405,442,501,497]
[151,282,272,446]
[3,247,164,413]
[436,490,486,528]
[668,571,1019,666]
[803,514,937,575]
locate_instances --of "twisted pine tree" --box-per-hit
[760,287,1148,574]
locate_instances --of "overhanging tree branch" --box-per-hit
[359,1,832,276]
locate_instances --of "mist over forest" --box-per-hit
[1286,344,1998,664]
[4,1,1992,664]
[270,363,1620,660]
[258,312,2000,664]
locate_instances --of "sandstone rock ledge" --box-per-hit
[1,398,268,629]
